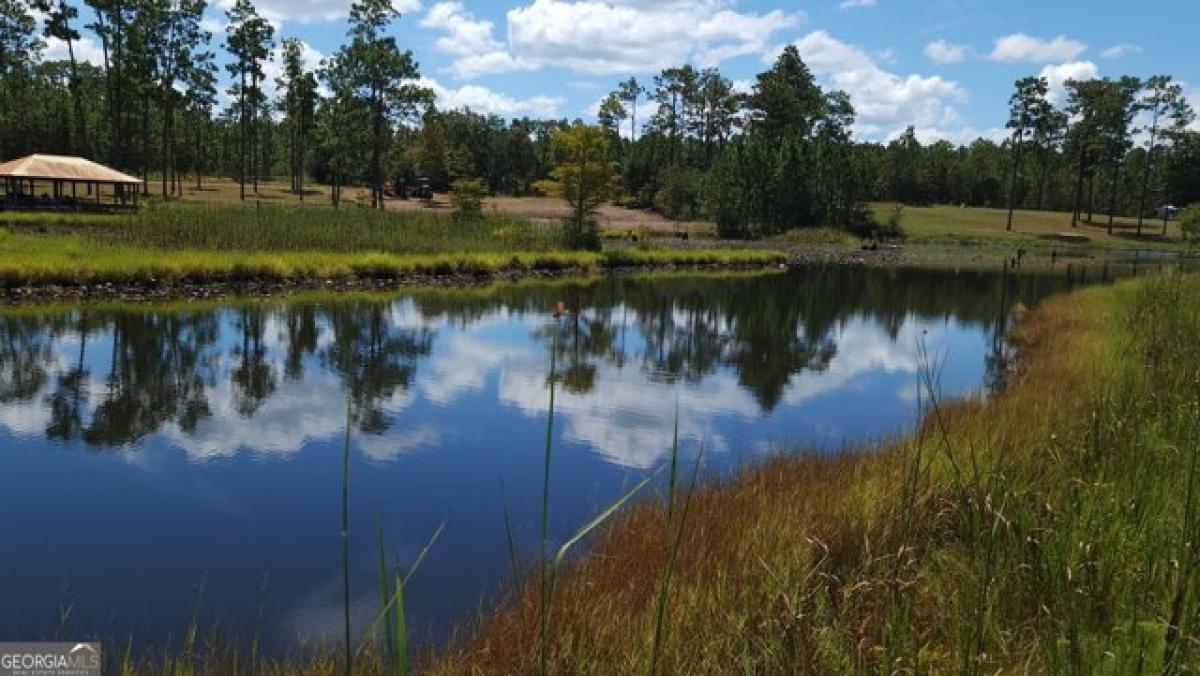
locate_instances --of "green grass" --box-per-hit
[99,202,566,254]
[769,226,861,247]
[0,210,122,226]
[878,202,1187,250]
[0,227,784,289]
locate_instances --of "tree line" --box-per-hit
[1,0,1198,238]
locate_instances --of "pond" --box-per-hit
[0,266,1105,653]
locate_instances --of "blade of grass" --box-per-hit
[376,517,394,664]
[395,571,408,676]
[341,396,353,676]
[541,469,660,675]
[538,321,560,676]
[356,523,445,666]
[650,441,704,676]
[666,400,680,518]
[501,479,522,595]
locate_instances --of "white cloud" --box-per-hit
[421,2,531,79]
[839,0,876,8]
[1101,43,1141,60]
[989,33,1086,64]
[422,0,801,78]
[911,125,1006,146]
[44,36,106,67]
[420,77,564,118]
[780,30,966,140]
[1038,60,1099,106]
[213,0,420,27]
[260,41,330,108]
[924,39,968,64]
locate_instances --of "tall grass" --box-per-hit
[97,203,565,254]
[429,272,1200,673]
[0,225,784,289]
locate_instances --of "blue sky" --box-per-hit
[44,0,1200,143]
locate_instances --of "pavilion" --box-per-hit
[0,154,143,210]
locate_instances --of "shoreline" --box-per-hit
[0,259,788,305]
[0,239,1172,306]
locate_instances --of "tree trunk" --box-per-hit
[161,99,169,197]
[371,82,383,209]
[1106,161,1121,236]
[239,64,246,202]
[1006,130,1023,231]
[1036,147,1050,211]
[1137,117,1160,236]
[113,0,124,168]
[92,6,113,164]
[1070,133,1090,227]
[141,94,149,195]
[630,98,637,143]
[251,71,259,195]
[63,33,88,157]
[196,115,204,192]
[1087,172,1095,224]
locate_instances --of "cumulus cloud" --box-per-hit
[779,31,966,140]
[839,0,876,8]
[1101,43,1141,60]
[213,0,420,26]
[44,36,106,67]
[261,40,329,103]
[924,39,968,64]
[1038,60,1099,105]
[421,0,801,78]
[420,77,564,118]
[420,2,530,79]
[989,33,1086,63]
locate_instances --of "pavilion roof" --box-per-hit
[0,154,142,185]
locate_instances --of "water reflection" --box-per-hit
[0,267,1088,651]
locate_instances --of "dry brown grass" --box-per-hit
[424,276,1158,674]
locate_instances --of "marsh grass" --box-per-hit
[0,208,784,289]
[100,202,566,254]
[426,272,1200,673]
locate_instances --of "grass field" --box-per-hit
[10,175,1184,249]
[879,202,1186,249]
[423,272,1200,673]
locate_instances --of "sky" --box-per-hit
[41,0,1200,144]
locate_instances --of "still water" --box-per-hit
[0,267,1092,652]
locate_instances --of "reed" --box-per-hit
[428,272,1200,673]
[0,226,784,290]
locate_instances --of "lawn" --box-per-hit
[879,202,1186,249]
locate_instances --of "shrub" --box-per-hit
[449,178,487,220]
[654,167,702,220]
[1180,204,1200,244]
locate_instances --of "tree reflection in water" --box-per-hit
[0,267,1087,449]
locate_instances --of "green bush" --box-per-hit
[654,167,703,220]
[1180,204,1200,244]
[449,178,487,220]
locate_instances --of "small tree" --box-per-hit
[1179,204,1200,246]
[535,124,619,250]
[449,177,486,220]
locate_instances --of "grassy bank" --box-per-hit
[423,272,1200,673]
[0,203,784,290]
[879,202,1186,250]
